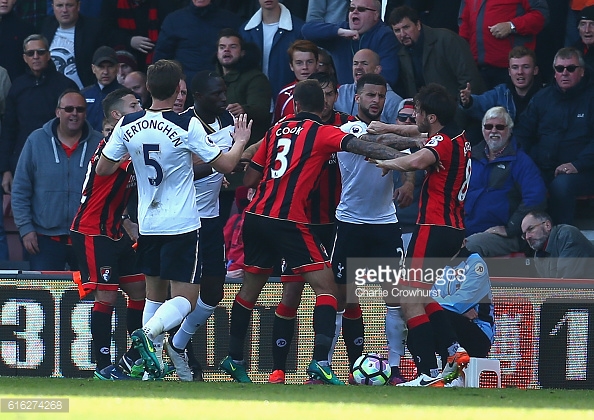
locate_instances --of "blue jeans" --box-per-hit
[27,234,78,271]
[545,171,594,225]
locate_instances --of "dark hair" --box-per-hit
[388,5,420,26]
[308,71,338,92]
[356,73,386,94]
[525,210,553,224]
[147,60,182,100]
[293,80,324,113]
[102,87,135,120]
[287,39,319,63]
[191,70,223,96]
[318,47,337,76]
[217,27,244,49]
[56,88,84,108]
[414,83,456,126]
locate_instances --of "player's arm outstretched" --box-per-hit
[209,114,253,174]
[342,136,412,160]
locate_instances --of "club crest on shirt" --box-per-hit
[425,134,443,147]
[205,135,217,147]
[100,267,111,282]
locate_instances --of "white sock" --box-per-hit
[385,306,407,367]
[142,300,165,349]
[144,296,192,341]
[327,310,344,364]
[172,295,216,350]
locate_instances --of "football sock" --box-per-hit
[312,294,337,362]
[228,296,254,361]
[385,306,406,367]
[327,310,344,364]
[144,296,191,341]
[342,305,364,370]
[406,314,439,377]
[125,299,144,360]
[172,296,216,350]
[271,303,297,371]
[425,302,458,363]
[91,301,113,370]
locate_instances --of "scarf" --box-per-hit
[116,0,159,65]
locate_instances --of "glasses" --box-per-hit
[397,113,415,123]
[554,65,580,73]
[521,221,546,240]
[24,49,48,57]
[58,106,86,113]
[349,6,376,13]
[483,123,507,130]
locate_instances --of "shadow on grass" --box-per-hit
[1,378,594,410]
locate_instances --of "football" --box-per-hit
[352,353,391,386]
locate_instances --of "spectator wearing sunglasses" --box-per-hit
[459,46,541,126]
[0,34,78,197]
[11,89,101,270]
[515,47,594,225]
[463,106,546,258]
[302,0,400,90]
[334,48,402,123]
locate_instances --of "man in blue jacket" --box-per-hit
[302,0,399,90]
[464,106,546,257]
[459,46,541,125]
[11,90,102,270]
[514,47,594,225]
[240,0,304,99]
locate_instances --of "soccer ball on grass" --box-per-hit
[352,353,391,386]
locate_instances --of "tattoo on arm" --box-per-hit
[403,171,415,185]
[345,138,408,160]
[359,133,420,150]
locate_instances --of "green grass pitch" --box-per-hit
[1,378,594,419]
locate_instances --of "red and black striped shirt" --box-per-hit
[417,125,471,229]
[247,112,354,224]
[71,139,136,239]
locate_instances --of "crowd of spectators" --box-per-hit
[1,0,593,278]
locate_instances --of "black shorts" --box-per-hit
[444,309,492,358]
[281,223,336,282]
[331,221,404,285]
[137,230,199,283]
[406,225,465,289]
[194,216,226,282]
[243,213,330,275]
[71,231,143,298]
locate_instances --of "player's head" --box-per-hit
[287,40,319,82]
[173,76,188,113]
[102,87,141,126]
[146,59,182,101]
[191,70,228,116]
[293,79,324,114]
[308,72,339,121]
[413,83,456,132]
[355,73,386,123]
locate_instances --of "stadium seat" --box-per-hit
[463,357,501,388]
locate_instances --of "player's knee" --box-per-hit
[95,289,118,306]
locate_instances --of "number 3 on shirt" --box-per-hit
[143,144,163,186]
[271,138,292,179]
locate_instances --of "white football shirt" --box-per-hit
[335,121,398,224]
[102,110,222,235]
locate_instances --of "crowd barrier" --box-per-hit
[0,271,593,388]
